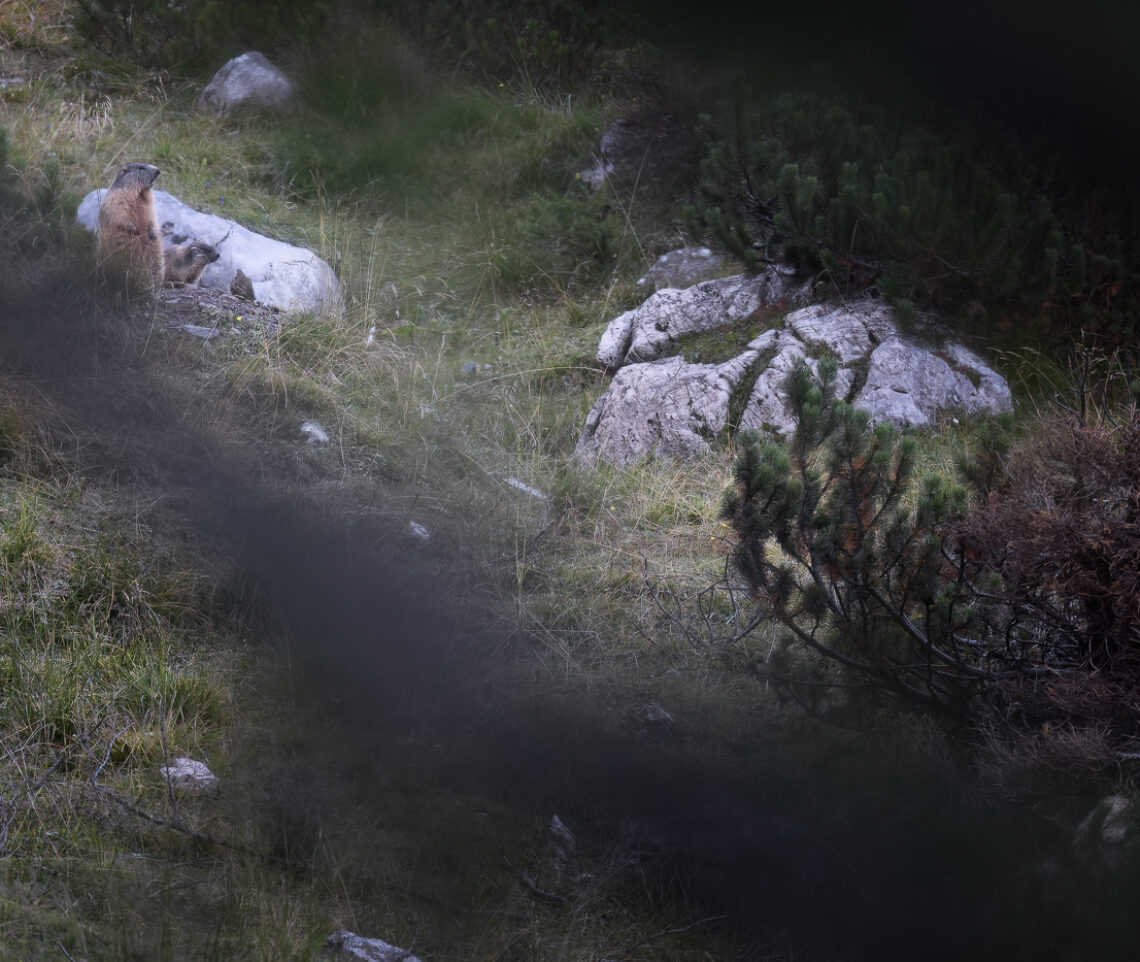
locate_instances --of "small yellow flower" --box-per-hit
[236,315,243,321]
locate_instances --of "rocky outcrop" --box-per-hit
[637,246,725,291]
[575,353,757,464]
[579,277,1014,466]
[199,52,296,117]
[78,189,341,314]
[598,268,808,369]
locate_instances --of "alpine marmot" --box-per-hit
[96,162,163,292]
[164,241,219,287]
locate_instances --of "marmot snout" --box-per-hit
[164,241,220,287]
[96,162,163,293]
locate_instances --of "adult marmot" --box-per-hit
[96,162,163,292]
[164,241,219,286]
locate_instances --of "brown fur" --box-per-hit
[96,162,163,292]
[163,241,219,287]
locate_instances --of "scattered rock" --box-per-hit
[160,757,219,794]
[324,931,423,962]
[637,246,725,291]
[301,421,330,445]
[158,285,281,335]
[597,268,808,369]
[459,360,479,377]
[407,521,431,541]
[78,188,342,315]
[198,51,296,117]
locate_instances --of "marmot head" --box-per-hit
[109,162,161,193]
[186,242,220,267]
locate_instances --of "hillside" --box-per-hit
[2,3,1140,960]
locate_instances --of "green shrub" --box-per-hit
[687,90,1140,339]
[72,0,329,69]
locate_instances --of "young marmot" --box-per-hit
[164,241,220,287]
[96,162,163,292]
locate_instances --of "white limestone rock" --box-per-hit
[199,52,296,117]
[579,283,1015,465]
[637,246,726,291]
[597,269,807,368]
[854,338,1013,428]
[575,352,758,465]
[78,188,342,314]
[160,757,219,794]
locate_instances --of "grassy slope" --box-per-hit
[0,6,774,961]
[1,4,1136,962]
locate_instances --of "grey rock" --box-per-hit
[459,360,479,377]
[597,269,807,368]
[580,287,1014,465]
[78,188,341,314]
[575,352,757,466]
[160,757,219,794]
[199,52,296,117]
[637,246,725,291]
[407,521,431,542]
[785,301,896,363]
[854,337,1013,428]
[324,931,422,962]
[301,420,330,445]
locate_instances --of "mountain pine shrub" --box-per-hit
[687,90,1140,339]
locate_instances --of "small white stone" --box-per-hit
[301,421,329,444]
[160,757,218,794]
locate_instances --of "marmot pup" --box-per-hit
[96,162,163,293]
[164,241,219,287]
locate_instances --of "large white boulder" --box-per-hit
[78,188,342,314]
[198,51,296,117]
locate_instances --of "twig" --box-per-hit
[91,725,131,787]
[90,784,266,860]
[56,941,81,962]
